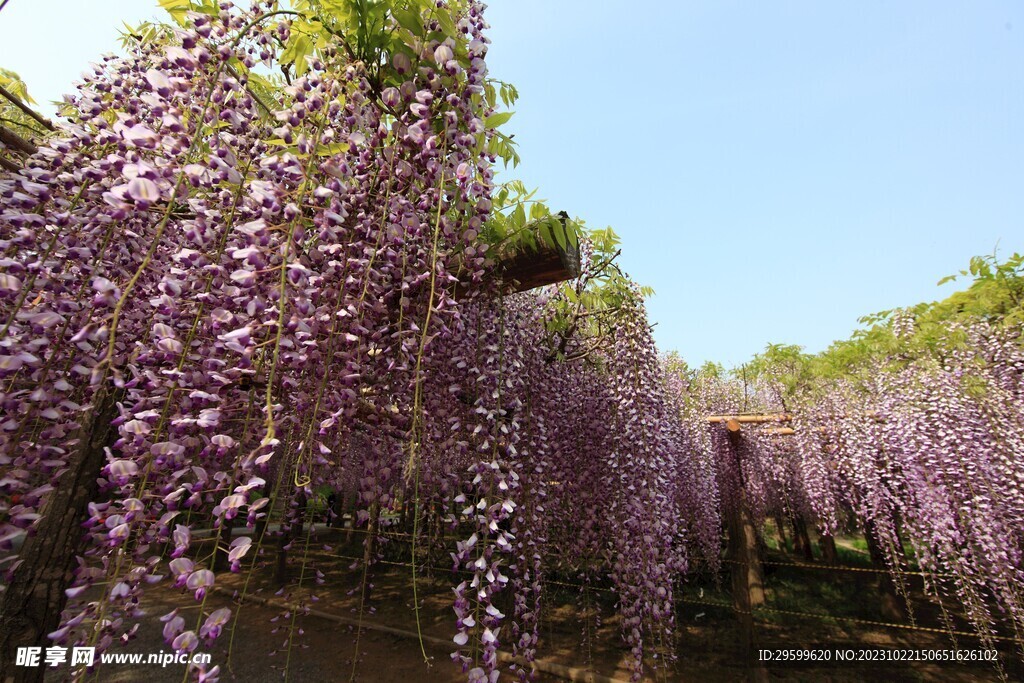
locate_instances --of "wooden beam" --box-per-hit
[494,211,580,293]
[0,83,55,132]
[455,211,581,299]
[0,155,21,172]
[707,411,881,426]
[0,125,37,157]
[708,413,793,424]
[493,211,577,290]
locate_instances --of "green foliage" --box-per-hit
[0,69,48,139]
[662,350,691,379]
[118,20,176,49]
[930,250,1024,326]
[518,212,653,364]
[745,343,813,392]
[721,250,1024,404]
[484,180,581,257]
[0,69,35,106]
[697,360,726,380]
[0,69,51,170]
[155,0,521,167]
[157,0,219,25]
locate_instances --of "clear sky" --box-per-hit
[2,1,1022,367]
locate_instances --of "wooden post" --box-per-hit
[0,389,121,683]
[725,421,766,608]
[724,421,768,683]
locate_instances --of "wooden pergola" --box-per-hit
[706,411,882,436]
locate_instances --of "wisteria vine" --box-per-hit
[0,2,710,682]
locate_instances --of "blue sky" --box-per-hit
[2,1,1021,367]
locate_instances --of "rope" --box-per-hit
[252,545,1024,647]
[719,557,955,578]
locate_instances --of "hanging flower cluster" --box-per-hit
[790,321,1024,653]
[673,318,1024,661]
[0,2,719,681]
[1,0,494,676]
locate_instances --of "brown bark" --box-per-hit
[0,125,36,156]
[0,83,55,131]
[0,388,121,683]
[791,514,814,562]
[819,530,839,565]
[0,154,21,172]
[863,521,906,622]
[454,212,581,299]
[773,512,789,552]
[724,426,768,682]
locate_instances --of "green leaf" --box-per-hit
[157,0,192,25]
[511,203,525,229]
[432,8,458,38]
[281,33,314,75]
[484,111,514,129]
[315,141,351,156]
[0,69,35,105]
[550,217,567,251]
[539,221,554,249]
[392,6,424,36]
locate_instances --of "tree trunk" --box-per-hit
[724,425,768,683]
[863,521,906,622]
[792,514,814,562]
[773,512,789,553]
[728,503,766,609]
[819,530,839,565]
[0,388,121,683]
